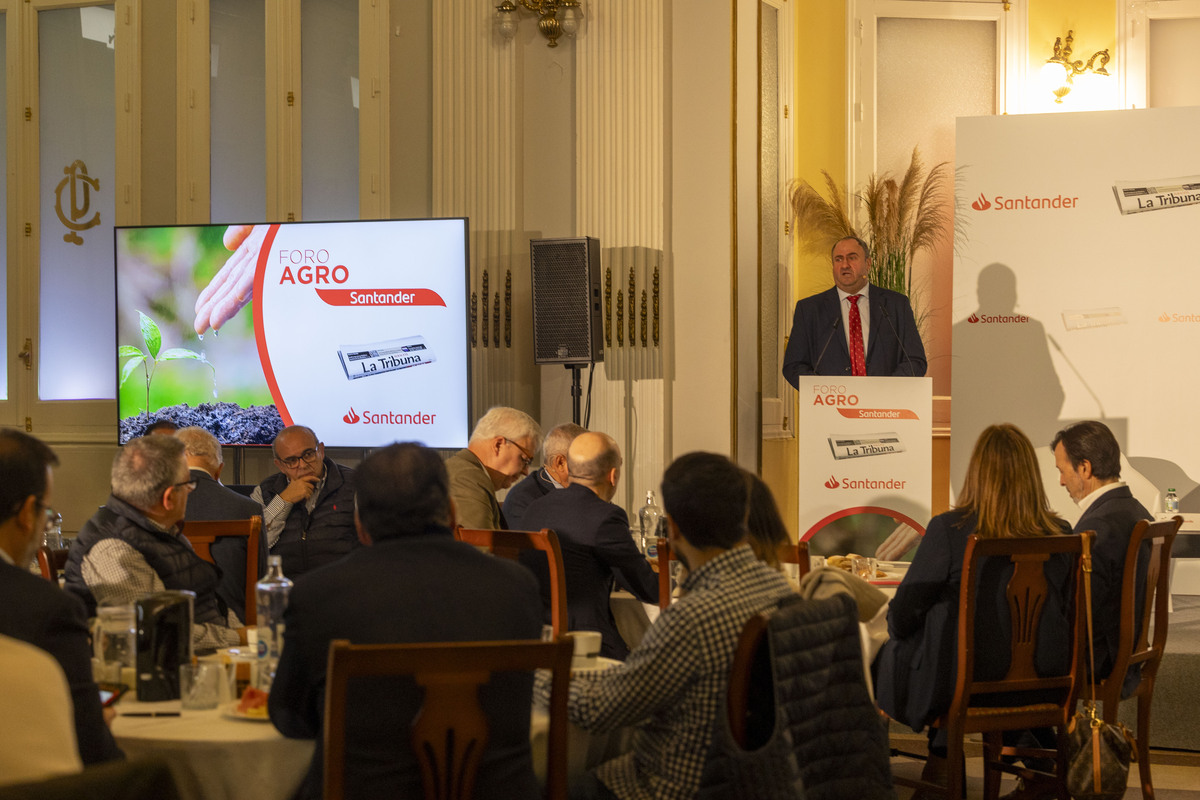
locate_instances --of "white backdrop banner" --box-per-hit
[953,107,1200,515]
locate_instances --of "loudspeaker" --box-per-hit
[530,236,604,365]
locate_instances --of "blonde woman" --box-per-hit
[873,424,1072,799]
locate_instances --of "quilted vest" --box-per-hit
[256,458,357,577]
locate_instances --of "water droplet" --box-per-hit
[197,333,204,341]
[212,388,218,399]
[212,329,219,338]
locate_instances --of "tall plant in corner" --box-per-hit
[790,148,952,330]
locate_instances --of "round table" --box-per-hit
[112,700,314,800]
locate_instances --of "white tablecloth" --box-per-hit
[112,700,313,800]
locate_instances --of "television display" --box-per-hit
[115,218,470,447]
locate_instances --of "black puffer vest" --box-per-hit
[63,494,226,623]
[257,458,357,578]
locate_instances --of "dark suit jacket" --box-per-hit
[520,483,659,659]
[268,530,543,800]
[874,510,1072,731]
[501,469,556,532]
[0,559,123,765]
[1074,485,1151,693]
[782,284,927,387]
[184,469,266,622]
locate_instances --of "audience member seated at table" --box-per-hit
[251,425,357,579]
[1051,419,1152,695]
[446,406,542,529]
[521,431,659,660]
[63,435,245,652]
[0,633,84,786]
[534,452,794,800]
[873,424,1072,798]
[269,442,543,800]
[175,426,266,621]
[502,421,586,530]
[673,472,792,592]
[745,472,791,572]
[0,429,123,767]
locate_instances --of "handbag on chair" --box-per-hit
[1064,533,1135,800]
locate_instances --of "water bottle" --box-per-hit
[43,511,63,550]
[639,491,664,559]
[255,555,293,691]
[1165,488,1179,514]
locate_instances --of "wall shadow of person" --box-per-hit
[950,263,1065,494]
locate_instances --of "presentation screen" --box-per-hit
[115,218,471,448]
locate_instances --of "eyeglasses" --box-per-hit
[170,479,198,493]
[277,447,321,469]
[504,438,534,468]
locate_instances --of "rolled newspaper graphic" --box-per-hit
[1113,176,1200,215]
[337,335,436,380]
[826,432,905,461]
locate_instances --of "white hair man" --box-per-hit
[502,422,586,530]
[445,406,543,529]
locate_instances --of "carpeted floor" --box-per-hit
[1117,594,1200,751]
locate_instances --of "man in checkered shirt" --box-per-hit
[536,452,795,800]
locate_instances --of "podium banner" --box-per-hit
[796,377,931,558]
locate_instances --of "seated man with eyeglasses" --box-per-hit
[64,435,245,652]
[251,425,358,579]
[445,407,542,530]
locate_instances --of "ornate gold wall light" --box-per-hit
[1041,30,1110,104]
[495,0,583,48]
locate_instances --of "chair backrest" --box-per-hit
[656,538,811,610]
[181,516,262,626]
[323,637,573,800]
[36,546,70,583]
[1096,515,1181,711]
[454,528,567,638]
[948,533,1085,727]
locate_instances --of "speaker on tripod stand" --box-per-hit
[530,236,603,423]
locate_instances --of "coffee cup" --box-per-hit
[565,630,601,668]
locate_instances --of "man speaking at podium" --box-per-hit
[782,236,926,386]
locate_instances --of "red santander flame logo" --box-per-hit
[1159,312,1172,323]
[967,313,980,323]
[343,407,360,424]
[971,194,991,211]
[824,476,840,489]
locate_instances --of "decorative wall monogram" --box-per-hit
[54,160,100,245]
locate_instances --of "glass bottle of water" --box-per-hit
[1165,488,1179,514]
[43,511,63,550]
[255,555,293,691]
[639,491,664,559]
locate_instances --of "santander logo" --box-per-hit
[824,476,840,489]
[343,407,361,424]
[1159,313,1172,323]
[971,194,991,211]
[970,190,1078,211]
[968,313,980,323]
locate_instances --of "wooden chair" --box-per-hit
[454,527,568,638]
[323,637,573,800]
[892,533,1086,800]
[1093,515,1181,799]
[36,546,70,583]
[181,516,262,625]
[656,538,810,610]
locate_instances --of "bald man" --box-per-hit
[520,432,659,659]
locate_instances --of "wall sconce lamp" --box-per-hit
[495,0,583,48]
[1041,30,1110,103]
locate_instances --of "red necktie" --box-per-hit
[848,294,866,376]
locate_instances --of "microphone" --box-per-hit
[814,315,841,374]
[881,304,916,377]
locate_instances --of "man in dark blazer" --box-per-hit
[0,429,123,766]
[521,431,659,660]
[1052,420,1152,695]
[176,426,266,621]
[269,442,543,800]
[502,421,585,530]
[782,236,926,386]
